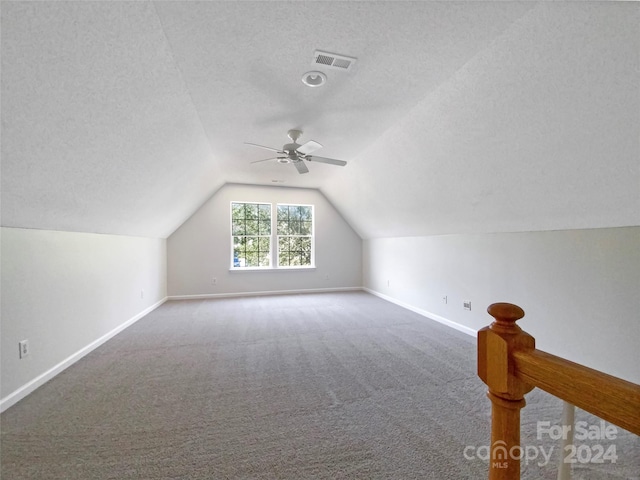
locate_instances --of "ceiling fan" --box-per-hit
[245,129,347,174]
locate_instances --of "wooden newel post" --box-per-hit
[478,303,535,480]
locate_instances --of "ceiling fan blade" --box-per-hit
[250,157,282,164]
[293,160,309,174]
[244,142,283,153]
[306,156,347,166]
[296,140,323,155]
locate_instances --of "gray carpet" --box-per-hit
[1,292,638,479]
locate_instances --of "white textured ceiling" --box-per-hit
[2,1,638,239]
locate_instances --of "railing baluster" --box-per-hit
[557,401,575,480]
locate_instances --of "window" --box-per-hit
[277,204,313,267]
[231,202,314,269]
[231,202,271,267]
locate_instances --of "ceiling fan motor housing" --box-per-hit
[283,143,302,161]
[246,130,347,173]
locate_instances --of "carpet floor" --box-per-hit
[1,292,638,479]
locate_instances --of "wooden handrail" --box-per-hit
[512,349,640,436]
[477,303,640,480]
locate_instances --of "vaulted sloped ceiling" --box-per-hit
[323,2,640,238]
[1,2,638,239]
[1,2,223,238]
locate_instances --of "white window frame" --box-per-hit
[230,202,315,271]
[276,203,315,269]
[230,202,273,269]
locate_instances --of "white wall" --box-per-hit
[364,227,640,384]
[167,183,362,296]
[1,227,167,408]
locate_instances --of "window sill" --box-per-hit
[229,266,316,272]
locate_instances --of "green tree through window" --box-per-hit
[277,205,313,267]
[231,202,314,269]
[232,202,271,267]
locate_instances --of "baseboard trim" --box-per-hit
[363,288,477,337]
[0,297,168,413]
[167,286,363,301]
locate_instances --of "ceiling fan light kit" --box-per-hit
[246,129,347,174]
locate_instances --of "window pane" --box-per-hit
[232,203,245,220]
[259,220,271,235]
[288,251,310,267]
[258,250,270,267]
[246,204,258,220]
[299,221,312,235]
[276,236,312,267]
[257,241,269,266]
[232,221,245,236]
[245,238,257,253]
[289,236,301,251]
[233,237,245,267]
[245,250,258,267]
[244,220,258,235]
[288,207,300,221]
[277,220,289,235]
[292,253,304,266]
[299,206,311,221]
[258,237,270,252]
[277,205,288,221]
[231,203,272,268]
[275,205,313,267]
[259,204,270,221]
[278,236,289,252]
[232,203,246,235]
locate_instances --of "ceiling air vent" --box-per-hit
[313,50,357,71]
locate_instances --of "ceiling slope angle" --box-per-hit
[5,1,599,239]
[322,2,640,239]
[1,1,224,238]
[151,1,536,189]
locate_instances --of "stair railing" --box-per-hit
[477,303,640,480]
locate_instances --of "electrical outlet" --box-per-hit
[19,340,29,359]
[442,295,448,304]
[463,300,472,311]
[212,277,217,285]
